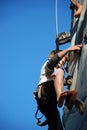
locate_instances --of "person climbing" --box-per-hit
[34,44,82,130]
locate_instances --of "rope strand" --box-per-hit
[55,0,58,36]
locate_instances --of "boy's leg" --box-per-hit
[54,68,64,102]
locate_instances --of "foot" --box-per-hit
[57,90,70,107]
[65,90,77,110]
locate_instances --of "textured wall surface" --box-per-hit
[63,0,87,130]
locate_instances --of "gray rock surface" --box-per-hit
[63,0,87,130]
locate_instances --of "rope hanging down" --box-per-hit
[55,0,58,36]
[55,0,70,50]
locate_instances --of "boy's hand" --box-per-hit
[69,44,82,52]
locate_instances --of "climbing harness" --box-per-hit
[35,104,48,126]
[33,89,48,127]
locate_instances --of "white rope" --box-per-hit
[55,0,58,36]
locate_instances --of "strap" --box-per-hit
[35,106,48,126]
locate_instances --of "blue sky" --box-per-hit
[0,0,71,130]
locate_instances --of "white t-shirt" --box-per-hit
[38,60,61,85]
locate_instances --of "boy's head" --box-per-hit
[48,50,61,59]
[48,49,69,68]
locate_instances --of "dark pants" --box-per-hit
[36,81,63,130]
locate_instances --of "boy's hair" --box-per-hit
[48,50,62,59]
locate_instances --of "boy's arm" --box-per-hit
[58,44,82,59]
[47,44,82,70]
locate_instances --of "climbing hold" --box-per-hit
[70,0,83,18]
[74,98,86,115]
[85,32,87,39]
[64,76,73,87]
[75,3,83,18]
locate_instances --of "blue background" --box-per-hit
[0,0,71,130]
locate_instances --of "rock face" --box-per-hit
[63,0,87,130]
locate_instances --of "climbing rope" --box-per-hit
[55,0,71,50]
[55,0,58,36]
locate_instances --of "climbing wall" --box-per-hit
[63,0,87,130]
